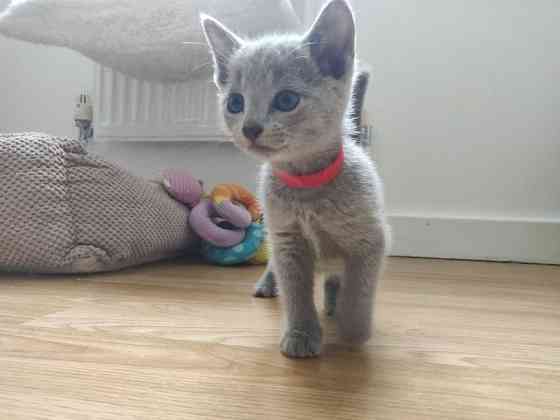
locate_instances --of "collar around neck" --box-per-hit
[273,146,345,189]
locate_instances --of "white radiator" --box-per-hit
[93,65,223,142]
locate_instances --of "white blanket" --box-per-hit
[0,0,301,82]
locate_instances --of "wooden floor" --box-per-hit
[0,257,559,420]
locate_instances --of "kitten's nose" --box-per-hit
[242,124,264,142]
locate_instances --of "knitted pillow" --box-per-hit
[0,133,197,273]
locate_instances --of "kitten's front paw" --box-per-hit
[280,326,322,358]
[253,270,278,298]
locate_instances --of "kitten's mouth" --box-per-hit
[248,144,285,156]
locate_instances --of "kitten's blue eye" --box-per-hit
[227,93,244,114]
[273,90,300,112]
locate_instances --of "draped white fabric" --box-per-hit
[0,0,301,81]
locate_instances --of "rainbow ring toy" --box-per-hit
[202,222,268,266]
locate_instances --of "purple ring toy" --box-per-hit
[189,199,248,247]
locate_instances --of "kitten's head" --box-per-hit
[201,0,356,163]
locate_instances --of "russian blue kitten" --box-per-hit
[201,0,389,358]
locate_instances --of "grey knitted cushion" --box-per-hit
[0,133,197,273]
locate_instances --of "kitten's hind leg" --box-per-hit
[324,274,341,317]
[254,266,278,298]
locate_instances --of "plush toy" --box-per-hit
[200,184,268,265]
[162,169,268,266]
[211,184,261,222]
[202,222,267,266]
[162,169,203,207]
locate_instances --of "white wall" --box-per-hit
[352,0,560,222]
[1,0,559,263]
[0,36,95,138]
[350,0,560,262]
[90,141,259,188]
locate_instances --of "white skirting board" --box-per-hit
[388,215,560,265]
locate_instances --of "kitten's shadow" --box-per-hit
[273,315,391,414]
[276,340,391,416]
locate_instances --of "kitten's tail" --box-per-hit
[348,69,370,145]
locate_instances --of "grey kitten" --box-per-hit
[253,69,371,300]
[201,0,389,358]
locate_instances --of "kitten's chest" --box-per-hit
[297,205,342,262]
[266,188,346,272]
[265,174,346,264]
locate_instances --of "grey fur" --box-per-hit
[253,269,278,298]
[253,67,371,299]
[348,70,370,144]
[201,0,389,358]
[324,274,341,317]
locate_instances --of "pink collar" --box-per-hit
[274,147,344,189]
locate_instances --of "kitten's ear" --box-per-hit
[200,14,242,86]
[304,0,355,79]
